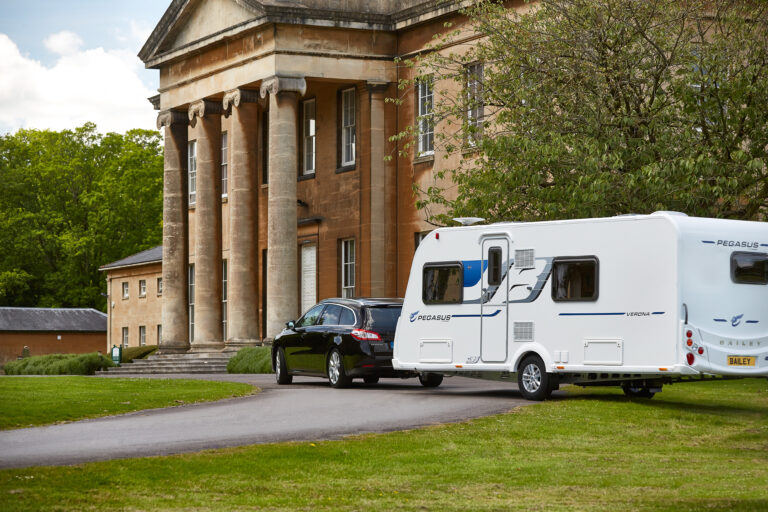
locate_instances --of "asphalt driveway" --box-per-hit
[0,374,537,469]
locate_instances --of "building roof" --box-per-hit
[100,246,162,271]
[0,308,107,333]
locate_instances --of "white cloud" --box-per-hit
[43,30,83,56]
[0,33,158,135]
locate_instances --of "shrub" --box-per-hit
[4,352,115,375]
[121,345,158,363]
[227,346,273,374]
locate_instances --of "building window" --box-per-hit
[341,88,356,166]
[417,77,434,156]
[302,99,316,175]
[189,264,195,342]
[466,62,484,146]
[552,257,599,302]
[157,324,162,345]
[157,277,163,296]
[188,140,197,205]
[139,279,146,297]
[261,110,269,184]
[423,263,463,305]
[139,325,146,347]
[122,327,129,348]
[121,282,129,299]
[221,132,228,198]
[341,238,355,298]
[222,259,228,340]
[414,231,431,251]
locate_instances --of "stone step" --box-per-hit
[98,350,241,374]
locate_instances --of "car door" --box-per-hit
[286,304,325,372]
[308,304,342,374]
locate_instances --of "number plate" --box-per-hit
[727,356,756,366]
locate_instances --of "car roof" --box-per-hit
[319,297,403,308]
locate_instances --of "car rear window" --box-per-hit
[731,252,768,285]
[365,306,402,334]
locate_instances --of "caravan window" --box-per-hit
[488,247,502,286]
[552,257,599,301]
[423,263,463,304]
[731,252,768,285]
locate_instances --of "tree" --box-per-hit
[397,0,768,224]
[0,123,163,310]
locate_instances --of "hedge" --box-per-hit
[227,346,273,374]
[121,345,158,363]
[4,352,115,375]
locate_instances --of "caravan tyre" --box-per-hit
[363,376,380,384]
[622,385,655,399]
[518,355,552,401]
[418,373,444,388]
[275,348,292,385]
[327,349,351,388]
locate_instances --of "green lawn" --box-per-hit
[0,377,254,430]
[1,378,766,511]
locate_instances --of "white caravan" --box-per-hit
[393,212,768,400]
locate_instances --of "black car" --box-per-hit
[272,298,443,388]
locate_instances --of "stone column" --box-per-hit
[157,110,190,354]
[368,82,388,296]
[188,99,224,351]
[223,89,261,348]
[260,76,306,340]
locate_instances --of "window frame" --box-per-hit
[122,327,129,348]
[139,279,146,297]
[422,262,464,305]
[222,259,228,339]
[188,264,195,342]
[551,256,600,302]
[301,98,316,176]
[488,247,503,287]
[465,62,484,146]
[416,76,434,156]
[731,251,768,285]
[139,325,146,347]
[340,87,356,167]
[221,131,228,198]
[157,277,163,296]
[121,282,129,299]
[261,110,269,184]
[157,324,162,345]
[341,238,356,298]
[188,140,197,205]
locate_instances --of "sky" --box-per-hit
[0,0,170,135]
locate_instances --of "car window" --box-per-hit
[339,307,356,326]
[365,306,402,335]
[319,304,342,325]
[296,304,325,327]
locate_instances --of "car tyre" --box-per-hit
[274,347,292,385]
[517,355,551,401]
[363,376,380,384]
[327,348,351,388]
[622,384,655,399]
[418,373,443,388]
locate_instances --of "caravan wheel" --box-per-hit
[517,355,552,401]
[418,373,443,388]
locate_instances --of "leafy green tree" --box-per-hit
[398,0,768,224]
[0,123,163,310]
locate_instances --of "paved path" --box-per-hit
[0,374,538,469]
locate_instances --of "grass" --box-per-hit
[3,353,114,375]
[0,378,766,511]
[0,377,254,430]
[227,346,272,373]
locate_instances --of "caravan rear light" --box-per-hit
[351,329,382,341]
[697,347,704,355]
[435,232,440,240]
[686,353,695,365]
[686,330,693,338]
[686,339,693,347]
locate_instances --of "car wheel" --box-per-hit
[517,355,551,401]
[274,348,292,385]
[418,373,443,388]
[327,349,351,388]
[622,384,655,399]
[363,376,380,384]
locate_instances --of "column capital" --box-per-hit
[260,76,307,99]
[156,110,188,130]
[188,99,224,127]
[222,88,261,117]
[366,81,389,95]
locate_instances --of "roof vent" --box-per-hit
[652,211,688,217]
[453,217,485,226]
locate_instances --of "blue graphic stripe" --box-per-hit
[714,318,727,322]
[559,312,624,316]
[453,309,501,318]
[761,244,768,247]
[702,240,716,244]
[652,312,665,315]
[746,320,760,324]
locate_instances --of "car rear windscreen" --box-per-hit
[731,252,768,285]
[365,306,402,336]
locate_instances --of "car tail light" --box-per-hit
[351,329,381,341]
[686,353,695,365]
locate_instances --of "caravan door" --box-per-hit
[481,237,510,362]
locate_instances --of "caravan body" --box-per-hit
[393,213,768,399]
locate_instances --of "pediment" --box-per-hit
[141,0,265,64]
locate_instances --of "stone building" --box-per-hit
[140,0,474,353]
[100,246,164,350]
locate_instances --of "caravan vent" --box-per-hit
[513,322,534,342]
[515,249,535,269]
